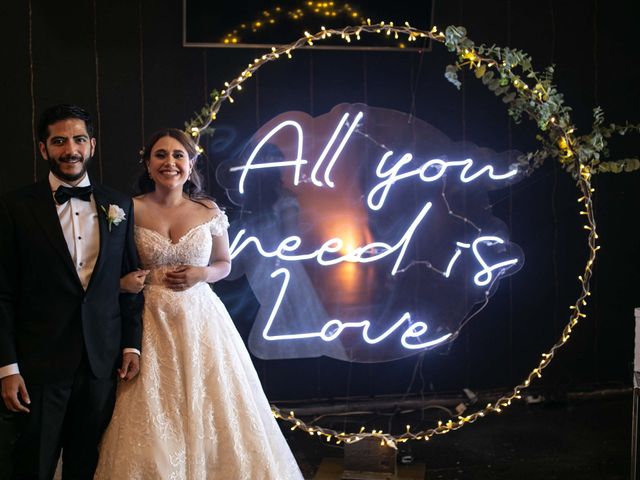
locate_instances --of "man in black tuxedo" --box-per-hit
[0,104,143,479]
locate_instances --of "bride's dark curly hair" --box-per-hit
[137,128,210,202]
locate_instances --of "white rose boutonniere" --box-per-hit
[101,204,126,231]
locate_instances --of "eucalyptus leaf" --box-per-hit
[503,92,517,103]
[482,71,495,84]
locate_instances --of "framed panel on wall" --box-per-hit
[183,0,435,51]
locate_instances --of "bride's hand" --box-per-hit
[164,266,205,291]
[120,269,150,293]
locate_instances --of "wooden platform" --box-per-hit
[313,457,426,480]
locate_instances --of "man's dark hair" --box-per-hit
[37,104,94,143]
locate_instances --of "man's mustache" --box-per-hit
[58,154,84,163]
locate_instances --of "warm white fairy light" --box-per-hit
[185,21,602,449]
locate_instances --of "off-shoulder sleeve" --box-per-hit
[209,211,230,237]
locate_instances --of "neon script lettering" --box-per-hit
[230,111,520,351]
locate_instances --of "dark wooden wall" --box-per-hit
[1,0,638,401]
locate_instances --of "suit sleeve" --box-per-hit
[119,199,143,352]
[0,197,18,367]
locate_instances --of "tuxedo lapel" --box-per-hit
[86,183,110,293]
[27,179,82,285]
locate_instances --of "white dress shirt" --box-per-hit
[50,172,100,290]
[0,173,139,379]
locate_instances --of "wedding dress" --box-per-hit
[94,213,303,479]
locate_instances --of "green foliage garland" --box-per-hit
[442,25,640,176]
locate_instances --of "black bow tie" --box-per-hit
[54,185,93,204]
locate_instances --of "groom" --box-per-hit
[0,104,143,479]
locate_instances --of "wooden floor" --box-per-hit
[290,391,631,480]
[2,390,631,479]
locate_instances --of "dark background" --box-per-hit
[0,0,637,408]
[185,0,435,49]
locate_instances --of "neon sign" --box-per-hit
[218,103,524,362]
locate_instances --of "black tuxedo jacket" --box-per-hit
[0,177,143,382]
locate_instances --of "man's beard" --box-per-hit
[47,151,91,183]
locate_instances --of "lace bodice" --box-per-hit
[135,213,229,284]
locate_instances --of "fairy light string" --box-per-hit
[184,22,638,448]
[222,1,365,45]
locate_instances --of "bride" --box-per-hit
[94,128,303,479]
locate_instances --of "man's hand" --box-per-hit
[120,269,150,293]
[1,374,30,413]
[118,352,140,381]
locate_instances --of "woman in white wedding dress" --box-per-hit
[94,129,303,479]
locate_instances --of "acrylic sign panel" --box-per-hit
[217,103,524,362]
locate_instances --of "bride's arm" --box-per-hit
[201,228,232,283]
